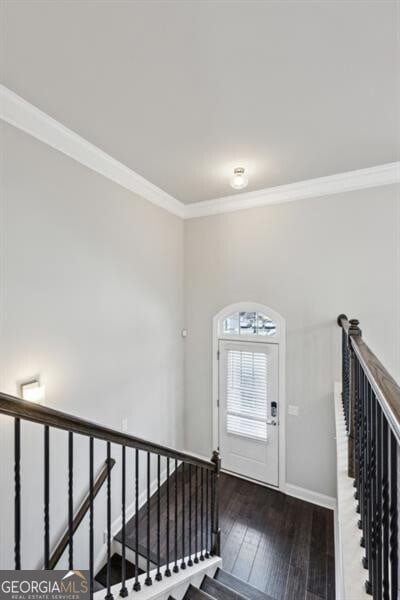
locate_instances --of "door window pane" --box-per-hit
[225,348,269,441]
[222,311,277,337]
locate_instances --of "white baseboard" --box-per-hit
[284,482,336,510]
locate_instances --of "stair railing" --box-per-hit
[338,314,399,598]
[0,391,220,599]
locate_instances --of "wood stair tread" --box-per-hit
[214,569,274,600]
[183,584,217,600]
[201,575,248,600]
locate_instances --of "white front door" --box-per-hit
[218,340,279,486]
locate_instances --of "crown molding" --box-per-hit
[0,84,185,218]
[184,162,400,219]
[1,85,398,221]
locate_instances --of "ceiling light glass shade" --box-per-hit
[230,167,248,190]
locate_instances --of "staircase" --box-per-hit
[172,569,273,600]
[93,551,273,600]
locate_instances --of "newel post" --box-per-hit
[348,318,362,478]
[211,450,221,556]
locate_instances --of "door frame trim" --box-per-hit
[212,302,286,492]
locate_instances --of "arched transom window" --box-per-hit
[223,311,277,337]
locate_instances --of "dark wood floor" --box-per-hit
[117,470,335,600]
[219,474,334,600]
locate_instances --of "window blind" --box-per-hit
[225,349,269,441]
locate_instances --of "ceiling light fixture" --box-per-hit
[230,167,248,190]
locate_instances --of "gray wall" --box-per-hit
[183,185,400,498]
[0,122,184,569]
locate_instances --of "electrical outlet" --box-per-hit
[288,405,299,416]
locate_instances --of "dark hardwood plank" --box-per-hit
[306,507,328,598]
[222,519,248,572]
[288,500,313,572]
[250,493,300,597]
[305,593,325,600]
[231,539,260,582]
[284,564,307,600]
[326,556,335,600]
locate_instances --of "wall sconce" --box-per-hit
[20,379,46,404]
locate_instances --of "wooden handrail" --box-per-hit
[48,457,116,569]
[337,314,400,444]
[350,335,400,444]
[0,392,215,471]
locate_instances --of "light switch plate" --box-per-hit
[288,405,299,416]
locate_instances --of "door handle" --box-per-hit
[266,419,278,426]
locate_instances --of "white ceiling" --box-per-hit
[1,0,398,204]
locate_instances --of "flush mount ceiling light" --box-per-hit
[230,167,248,190]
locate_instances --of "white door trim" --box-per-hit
[212,302,286,491]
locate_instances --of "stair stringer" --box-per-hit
[93,554,222,600]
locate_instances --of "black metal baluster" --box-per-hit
[382,419,390,600]
[155,455,162,581]
[375,402,383,600]
[145,452,152,586]
[211,451,221,556]
[120,446,128,597]
[89,437,94,600]
[361,373,368,542]
[200,468,204,560]
[389,431,398,599]
[188,464,193,566]
[369,387,377,596]
[194,466,199,563]
[165,457,171,577]
[105,442,113,600]
[365,380,372,594]
[210,468,214,556]
[342,327,350,429]
[133,449,141,591]
[354,356,361,507]
[173,459,179,573]
[361,376,368,556]
[181,462,186,569]
[68,431,74,570]
[205,469,210,558]
[358,360,364,532]
[44,425,50,569]
[14,418,21,570]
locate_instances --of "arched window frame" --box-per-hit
[216,302,283,345]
